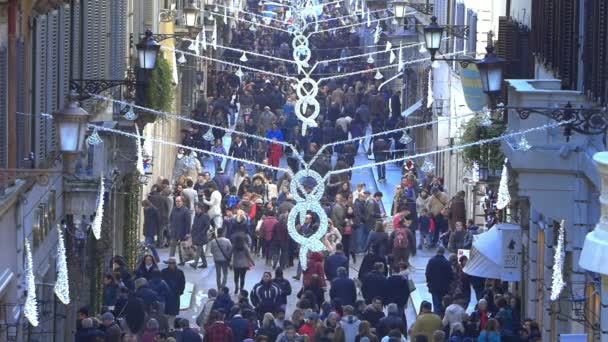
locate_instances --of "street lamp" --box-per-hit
[476,42,506,97]
[183,1,201,28]
[53,91,90,173]
[136,30,161,70]
[424,16,443,59]
[392,0,408,19]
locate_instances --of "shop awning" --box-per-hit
[401,100,422,118]
[463,223,522,281]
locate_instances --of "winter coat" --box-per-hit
[410,312,443,341]
[303,252,326,288]
[191,213,211,245]
[148,277,170,305]
[103,322,122,342]
[478,331,501,342]
[330,276,357,307]
[232,245,253,269]
[448,194,466,228]
[261,216,278,241]
[135,261,159,281]
[125,294,146,334]
[273,277,292,305]
[169,206,191,240]
[357,253,387,281]
[102,282,119,307]
[272,220,289,242]
[268,143,283,167]
[366,231,389,256]
[340,316,361,342]
[331,204,347,231]
[210,237,233,262]
[228,315,251,342]
[203,190,223,218]
[161,267,186,316]
[427,192,449,216]
[386,271,411,307]
[212,293,235,314]
[258,322,282,342]
[425,254,454,296]
[324,251,348,282]
[144,206,161,238]
[251,281,281,315]
[361,270,388,304]
[148,193,171,226]
[377,313,407,338]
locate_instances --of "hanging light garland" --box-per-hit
[135,124,145,175]
[399,131,413,144]
[24,239,39,327]
[514,135,531,151]
[91,174,105,240]
[496,158,511,210]
[551,219,566,301]
[123,103,137,121]
[86,128,103,146]
[54,227,70,305]
[427,69,433,108]
[420,157,436,173]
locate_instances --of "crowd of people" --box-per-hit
[73,1,542,342]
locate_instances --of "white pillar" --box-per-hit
[580,151,608,342]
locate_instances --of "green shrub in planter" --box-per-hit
[460,115,506,171]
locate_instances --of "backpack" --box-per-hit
[393,228,409,249]
[226,195,239,209]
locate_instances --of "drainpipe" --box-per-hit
[579,152,608,342]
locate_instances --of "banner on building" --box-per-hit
[459,64,486,112]
[499,224,522,281]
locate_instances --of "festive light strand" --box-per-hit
[24,239,39,327]
[54,226,70,305]
[91,174,105,240]
[323,120,574,179]
[551,219,566,301]
[88,124,292,174]
[135,124,145,175]
[496,158,510,210]
[89,94,305,166]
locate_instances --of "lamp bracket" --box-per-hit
[159,9,176,22]
[142,32,195,45]
[407,3,433,15]
[443,25,470,39]
[70,69,139,101]
[495,104,608,137]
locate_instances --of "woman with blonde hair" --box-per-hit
[257,312,282,341]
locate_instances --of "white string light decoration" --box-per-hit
[287,170,329,270]
[496,158,511,210]
[24,239,39,327]
[135,124,145,175]
[91,174,105,240]
[472,161,480,183]
[427,69,433,108]
[551,219,566,301]
[54,227,70,305]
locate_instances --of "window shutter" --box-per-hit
[84,0,109,80]
[110,0,128,81]
[58,4,72,108]
[16,39,27,168]
[46,11,59,157]
[144,0,155,30]
[72,0,81,79]
[34,15,48,165]
[583,0,608,103]
[0,45,7,169]
[455,2,465,54]
[466,9,477,55]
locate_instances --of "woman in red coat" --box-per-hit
[303,252,326,288]
[268,142,283,168]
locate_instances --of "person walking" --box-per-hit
[271,213,290,270]
[330,267,357,307]
[273,268,292,309]
[209,227,233,290]
[161,258,185,323]
[425,246,454,314]
[190,203,211,269]
[203,182,223,229]
[386,262,411,325]
[142,200,161,247]
[232,233,255,295]
[361,262,388,305]
[166,196,191,266]
[409,301,443,341]
[204,310,234,342]
[325,243,349,282]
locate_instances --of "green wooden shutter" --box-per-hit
[0,45,7,169]
[34,15,48,165]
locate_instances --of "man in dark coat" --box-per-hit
[361,262,388,304]
[324,243,349,282]
[357,248,388,281]
[372,138,390,181]
[272,268,292,308]
[448,190,467,230]
[134,278,160,311]
[329,267,357,307]
[425,246,454,314]
[376,303,407,337]
[386,263,411,325]
[167,196,191,265]
[74,318,104,342]
[251,272,281,317]
[190,203,210,269]
[148,185,172,247]
[143,199,161,246]
[161,258,186,319]
[228,309,250,342]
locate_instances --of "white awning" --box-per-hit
[463,223,522,281]
[401,100,422,118]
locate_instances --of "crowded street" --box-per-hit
[2,0,607,341]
